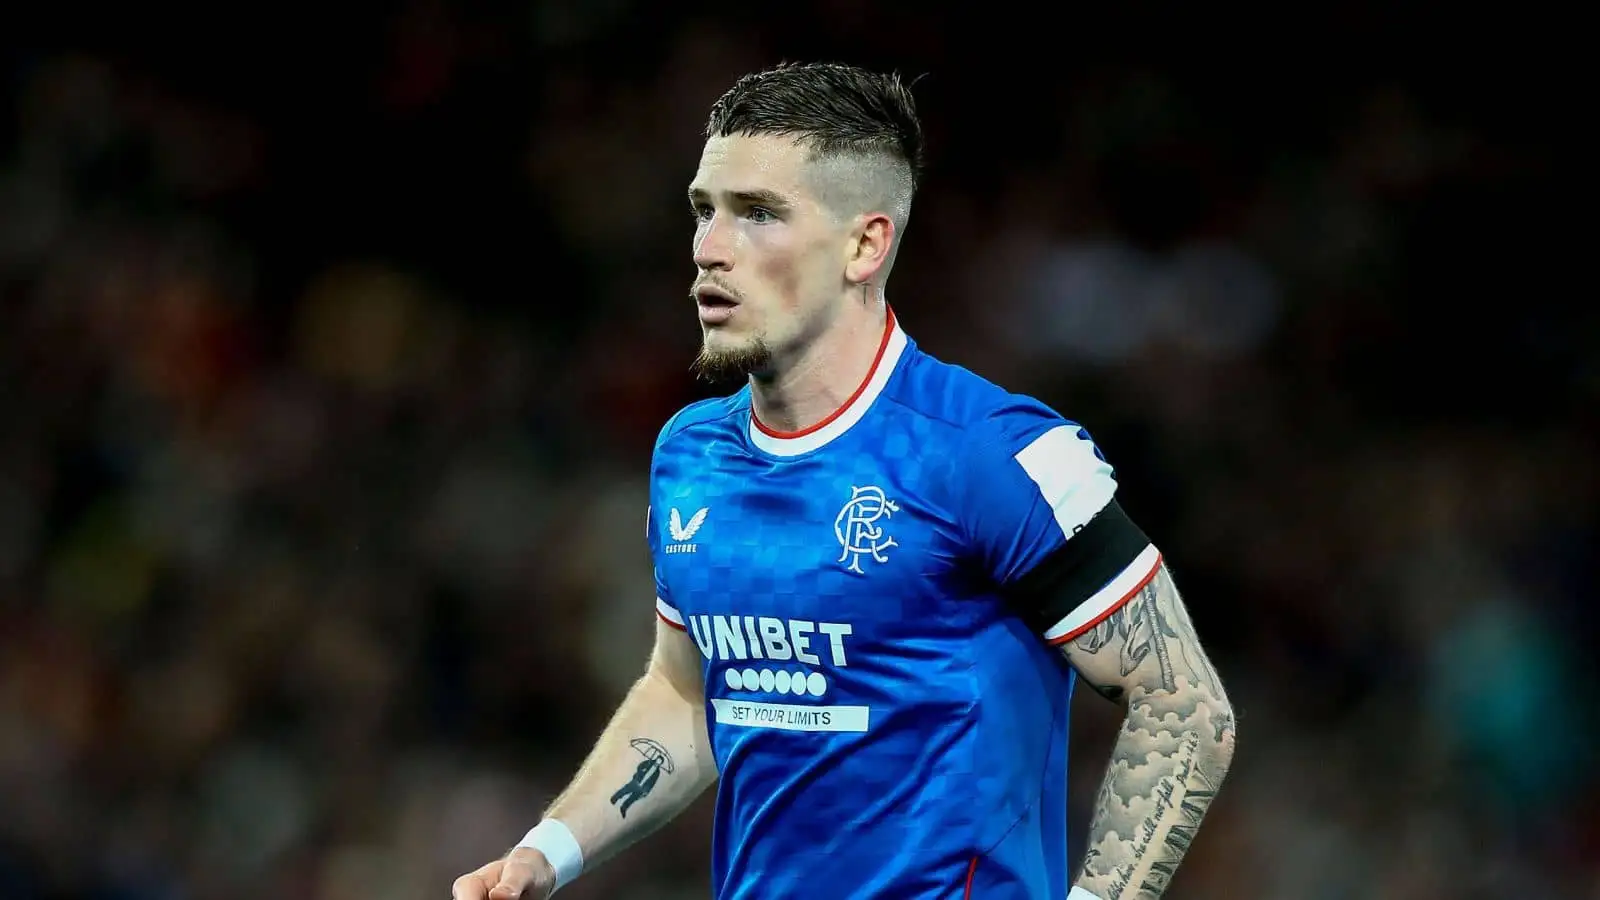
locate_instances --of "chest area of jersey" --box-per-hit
[654,460,952,619]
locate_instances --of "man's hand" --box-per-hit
[451,848,556,900]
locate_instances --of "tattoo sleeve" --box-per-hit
[1064,562,1237,899]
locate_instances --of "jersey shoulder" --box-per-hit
[888,344,1075,448]
[653,389,749,455]
[892,344,1136,610]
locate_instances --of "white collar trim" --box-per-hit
[748,319,908,457]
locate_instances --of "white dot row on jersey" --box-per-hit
[723,667,828,697]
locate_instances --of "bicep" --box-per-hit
[648,617,706,704]
[1058,561,1228,707]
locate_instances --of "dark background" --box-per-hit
[1,4,1594,898]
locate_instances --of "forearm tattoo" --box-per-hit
[608,738,675,819]
[1067,565,1236,899]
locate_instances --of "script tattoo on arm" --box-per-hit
[1064,563,1237,899]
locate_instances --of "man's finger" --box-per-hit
[451,873,490,900]
[488,862,533,900]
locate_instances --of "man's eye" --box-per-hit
[691,205,713,222]
[748,207,775,224]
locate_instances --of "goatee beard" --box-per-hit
[691,339,773,383]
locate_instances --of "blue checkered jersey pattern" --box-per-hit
[646,314,1158,899]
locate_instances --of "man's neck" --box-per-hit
[750,303,891,435]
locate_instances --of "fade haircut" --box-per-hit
[705,62,925,234]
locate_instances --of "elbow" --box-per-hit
[1204,697,1238,769]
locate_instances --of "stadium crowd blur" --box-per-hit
[1,5,1593,899]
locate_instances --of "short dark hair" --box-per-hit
[705,62,925,193]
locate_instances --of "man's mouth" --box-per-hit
[694,285,739,308]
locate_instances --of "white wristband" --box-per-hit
[516,819,584,892]
[1068,888,1106,900]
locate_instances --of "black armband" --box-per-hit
[1005,500,1158,643]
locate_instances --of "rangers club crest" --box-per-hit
[835,485,898,574]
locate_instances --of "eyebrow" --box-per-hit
[687,187,793,210]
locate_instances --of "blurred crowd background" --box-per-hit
[1,4,1593,899]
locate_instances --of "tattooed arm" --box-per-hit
[452,619,717,899]
[1064,563,1237,900]
[949,409,1234,898]
[542,617,719,866]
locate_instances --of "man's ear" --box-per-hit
[845,212,895,285]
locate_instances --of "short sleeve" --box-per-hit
[645,503,686,631]
[957,401,1162,645]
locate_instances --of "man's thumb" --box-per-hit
[486,864,537,900]
[487,876,526,900]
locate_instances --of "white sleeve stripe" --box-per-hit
[655,596,685,629]
[1014,425,1119,540]
[1043,544,1162,644]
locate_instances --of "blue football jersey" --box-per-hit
[647,310,1161,899]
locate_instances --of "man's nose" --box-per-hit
[693,214,733,271]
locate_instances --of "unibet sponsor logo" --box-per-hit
[689,615,868,733]
[686,615,852,667]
